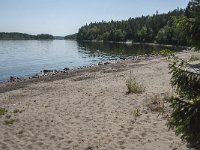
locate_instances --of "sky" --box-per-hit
[0,0,189,36]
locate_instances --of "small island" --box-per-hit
[64,33,77,40]
[0,32,54,40]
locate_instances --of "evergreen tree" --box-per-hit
[187,0,200,47]
[168,0,200,147]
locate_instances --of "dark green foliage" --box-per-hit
[76,9,187,45]
[169,62,200,99]
[184,0,200,48]
[151,49,174,57]
[159,49,174,56]
[168,1,200,147]
[168,58,200,148]
[0,32,54,40]
[171,16,190,45]
[36,34,54,40]
[64,33,77,40]
[0,32,35,40]
[155,25,174,45]
[0,107,7,116]
[168,97,200,147]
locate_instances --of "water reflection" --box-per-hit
[77,41,184,58]
[0,40,185,81]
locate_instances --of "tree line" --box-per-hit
[64,33,77,40]
[0,32,54,40]
[72,8,189,46]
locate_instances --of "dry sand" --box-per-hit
[0,52,192,150]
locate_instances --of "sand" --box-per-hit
[0,52,192,150]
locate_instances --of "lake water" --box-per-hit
[0,40,184,81]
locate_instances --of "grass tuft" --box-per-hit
[0,107,7,116]
[146,93,173,118]
[132,107,141,121]
[147,94,165,113]
[189,56,200,62]
[126,74,145,94]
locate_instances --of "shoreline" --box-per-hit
[77,39,189,49]
[0,53,167,93]
[0,51,193,149]
[0,50,191,94]
[0,40,189,84]
[0,55,156,93]
[1,49,190,86]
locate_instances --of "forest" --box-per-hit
[64,33,77,40]
[0,32,54,40]
[73,8,189,46]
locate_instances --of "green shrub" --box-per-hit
[126,75,145,94]
[160,49,174,56]
[0,108,7,116]
[151,49,174,57]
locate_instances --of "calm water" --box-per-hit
[0,40,184,81]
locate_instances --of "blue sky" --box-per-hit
[0,0,189,36]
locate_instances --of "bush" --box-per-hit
[151,49,174,57]
[126,74,145,94]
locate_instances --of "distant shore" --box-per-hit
[0,32,54,40]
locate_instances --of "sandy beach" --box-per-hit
[0,52,192,150]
